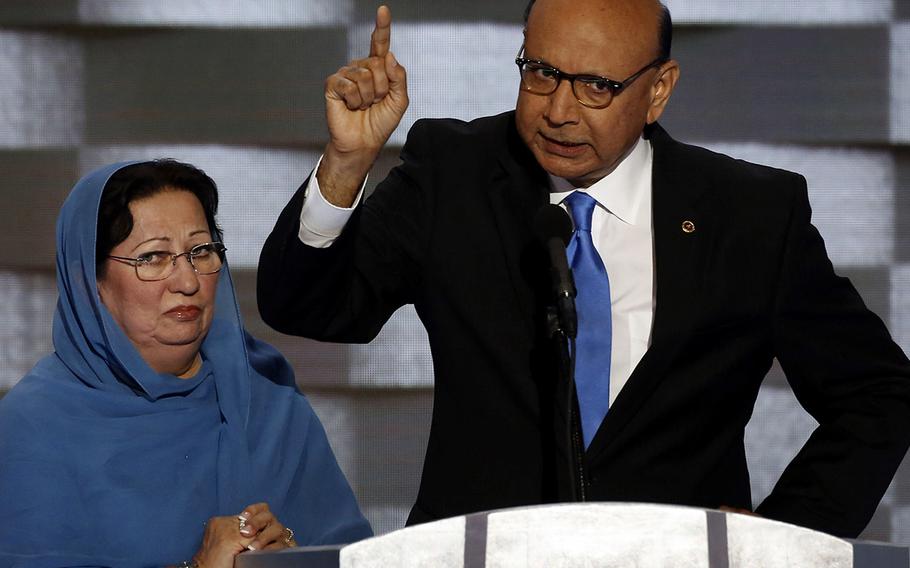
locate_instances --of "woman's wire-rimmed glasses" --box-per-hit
[108,242,227,282]
[515,44,667,109]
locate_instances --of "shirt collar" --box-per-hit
[547,136,652,226]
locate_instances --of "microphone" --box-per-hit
[533,204,577,339]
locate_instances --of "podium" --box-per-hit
[235,503,909,567]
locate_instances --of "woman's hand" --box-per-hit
[238,502,298,551]
[190,503,296,568]
[189,514,253,568]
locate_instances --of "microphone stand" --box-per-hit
[547,306,584,502]
[535,204,584,502]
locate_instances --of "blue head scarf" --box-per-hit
[0,162,371,567]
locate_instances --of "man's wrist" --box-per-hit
[299,155,366,247]
[317,145,376,208]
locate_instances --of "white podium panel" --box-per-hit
[234,503,910,568]
[485,504,710,567]
[339,515,466,567]
[726,513,852,567]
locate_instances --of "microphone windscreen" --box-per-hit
[533,204,573,246]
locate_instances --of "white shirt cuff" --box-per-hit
[298,155,367,248]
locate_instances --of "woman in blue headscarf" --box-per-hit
[0,160,372,567]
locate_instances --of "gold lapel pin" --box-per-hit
[681,220,695,233]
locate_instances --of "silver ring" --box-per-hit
[284,527,295,545]
[238,515,248,531]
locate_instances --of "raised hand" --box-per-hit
[319,5,409,206]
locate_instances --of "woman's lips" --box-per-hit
[540,133,587,158]
[166,305,202,321]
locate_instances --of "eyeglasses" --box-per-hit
[108,242,227,282]
[515,44,666,109]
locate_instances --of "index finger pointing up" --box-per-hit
[369,5,392,57]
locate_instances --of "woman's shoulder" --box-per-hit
[249,369,314,416]
[1,356,65,418]
[0,356,77,464]
[246,348,320,432]
[243,331,312,408]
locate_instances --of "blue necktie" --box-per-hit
[564,191,612,449]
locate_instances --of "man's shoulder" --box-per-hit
[408,111,515,146]
[649,124,805,188]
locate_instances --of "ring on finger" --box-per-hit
[284,527,295,546]
[238,514,248,532]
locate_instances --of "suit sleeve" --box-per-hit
[755,176,910,537]
[257,121,434,343]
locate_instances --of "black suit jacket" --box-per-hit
[258,111,910,538]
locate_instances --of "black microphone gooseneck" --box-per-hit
[533,205,577,338]
[533,204,585,502]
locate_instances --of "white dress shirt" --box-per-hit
[298,138,656,403]
[297,155,367,248]
[548,136,654,404]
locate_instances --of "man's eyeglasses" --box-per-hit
[108,242,227,282]
[515,45,666,109]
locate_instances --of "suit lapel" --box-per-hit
[586,124,715,461]
[481,118,717,463]
[486,116,549,329]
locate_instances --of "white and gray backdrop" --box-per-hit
[1,0,909,542]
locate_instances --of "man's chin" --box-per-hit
[530,146,591,180]
[538,160,599,187]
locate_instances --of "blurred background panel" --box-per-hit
[1,0,908,541]
[82,28,343,145]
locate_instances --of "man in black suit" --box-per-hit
[257,0,910,538]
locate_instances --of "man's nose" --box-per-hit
[544,79,581,125]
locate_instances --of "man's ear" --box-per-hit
[646,60,680,124]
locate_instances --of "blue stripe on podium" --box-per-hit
[706,511,730,568]
[464,512,489,568]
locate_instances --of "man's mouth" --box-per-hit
[540,133,587,157]
[542,133,581,145]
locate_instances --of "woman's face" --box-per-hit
[97,189,219,376]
